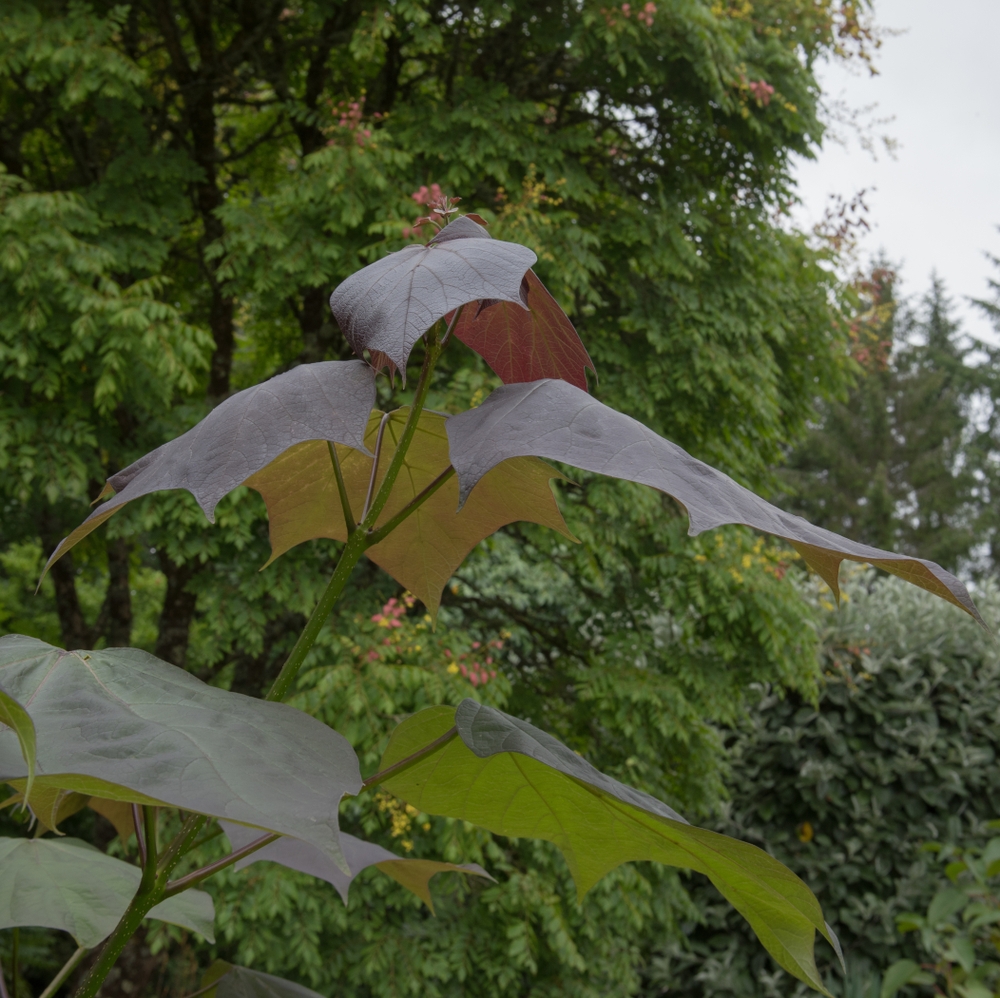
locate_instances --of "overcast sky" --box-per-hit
[791,0,1000,342]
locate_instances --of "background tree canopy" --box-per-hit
[0,1,944,996]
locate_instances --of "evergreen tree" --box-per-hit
[781,270,984,572]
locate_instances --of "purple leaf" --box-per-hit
[222,821,492,913]
[329,216,536,377]
[446,380,983,624]
[43,360,376,575]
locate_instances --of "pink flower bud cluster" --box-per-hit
[747,79,775,106]
[446,638,503,687]
[325,96,374,147]
[620,1,657,25]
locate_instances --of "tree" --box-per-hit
[0,1,903,993]
[780,270,987,573]
[652,570,1000,998]
[0,206,979,998]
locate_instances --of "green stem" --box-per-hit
[360,323,446,531]
[9,929,16,998]
[157,813,206,876]
[72,807,160,998]
[163,832,279,897]
[265,528,369,703]
[265,322,449,704]
[361,726,458,789]
[366,466,455,546]
[38,947,87,998]
[327,442,356,535]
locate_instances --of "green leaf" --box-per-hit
[0,636,361,869]
[201,960,325,997]
[2,783,89,835]
[945,935,977,973]
[0,688,35,801]
[880,959,921,998]
[221,821,494,913]
[928,888,968,926]
[0,836,214,947]
[956,983,994,998]
[378,700,835,995]
[247,408,572,615]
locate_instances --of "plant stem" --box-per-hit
[72,807,160,998]
[10,929,16,998]
[163,832,278,897]
[266,321,448,704]
[265,528,369,703]
[327,442,356,535]
[361,726,458,789]
[157,813,206,875]
[38,947,87,998]
[366,466,455,546]
[132,803,146,867]
[361,412,392,521]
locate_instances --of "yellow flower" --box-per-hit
[447,662,459,674]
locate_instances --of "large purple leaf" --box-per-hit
[328,216,536,376]
[453,270,596,391]
[446,380,983,624]
[221,821,492,913]
[44,360,376,574]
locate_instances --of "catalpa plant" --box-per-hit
[0,197,982,998]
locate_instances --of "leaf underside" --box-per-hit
[445,379,982,624]
[378,700,834,995]
[0,835,214,947]
[203,961,325,998]
[44,360,377,575]
[0,636,362,869]
[246,407,573,615]
[329,215,536,376]
[222,820,493,913]
[0,688,35,800]
[453,270,595,391]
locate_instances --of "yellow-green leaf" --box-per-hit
[377,701,835,995]
[247,408,573,615]
[0,688,35,800]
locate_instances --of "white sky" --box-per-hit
[791,0,1000,342]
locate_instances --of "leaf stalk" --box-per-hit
[163,832,279,897]
[361,726,458,789]
[366,466,455,545]
[327,442,356,535]
[265,318,450,704]
[38,947,87,998]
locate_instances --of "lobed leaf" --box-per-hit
[453,270,595,390]
[44,360,376,573]
[2,783,89,835]
[0,835,214,947]
[0,636,362,870]
[0,688,35,800]
[201,961,324,998]
[377,700,838,995]
[222,820,493,913]
[247,407,572,615]
[329,215,536,376]
[446,380,982,623]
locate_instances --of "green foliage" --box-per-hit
[0,836,214,948]
[780,269,993,573]
[654,572,1000,998]
[0,0,890,995]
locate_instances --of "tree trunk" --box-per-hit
[96,537,133,647]
[154,555,199,667]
